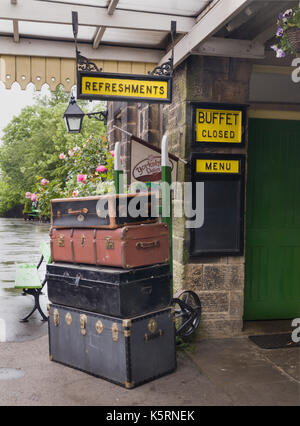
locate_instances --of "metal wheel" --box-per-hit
[171,290,202,338]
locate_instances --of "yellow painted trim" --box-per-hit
[253,64,293,76]
[248,109,300,121]
[0,55,157,91]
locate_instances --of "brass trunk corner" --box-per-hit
[125,381,135,389]
[122,319,132,328]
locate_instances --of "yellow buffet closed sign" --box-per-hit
[80,75,169,101]
[195,108,243,144]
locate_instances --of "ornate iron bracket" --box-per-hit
[86,110,108,125]
[76,50,101,73]
[72,11,176,77]
[72,11,101,73]
[150,20,176,77]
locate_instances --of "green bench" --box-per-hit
[15,241,51,322]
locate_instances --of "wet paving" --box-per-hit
[0,218,50,342]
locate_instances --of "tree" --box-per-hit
[0,86,111,217]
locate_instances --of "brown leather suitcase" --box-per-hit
[51,193,158,229]
[50,223,170,269]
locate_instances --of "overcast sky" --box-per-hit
[0,82,50,141]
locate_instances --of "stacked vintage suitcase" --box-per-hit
[47,192,176,388]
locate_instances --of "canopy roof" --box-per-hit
[0,0,297,90]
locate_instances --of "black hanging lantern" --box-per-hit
[63,94,85,133]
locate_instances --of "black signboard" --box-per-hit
[190,154,245,257]
[192,102,247,148]
[77,71,172,104]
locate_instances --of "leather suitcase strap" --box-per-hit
[70,229,75,263]
[93,229,98,265]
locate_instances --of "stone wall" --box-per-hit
[107,55,253,338]
[166,56,252,337]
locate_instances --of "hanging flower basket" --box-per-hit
[271,8,300,57]
[286,27,300,54]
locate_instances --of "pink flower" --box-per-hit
[77,174,87,183]
[72,190,79,197]
[110,150,115,157]
[68,149,74,157]
[41,178,49,186]
[31,193,38,202]
[96,165,108,173]
[25,192,31,199]
[59,153,66,160]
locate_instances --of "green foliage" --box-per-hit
[175,336,197,353]
[271,7,300,56]
[0,86,111,218]
[23,199,32,214]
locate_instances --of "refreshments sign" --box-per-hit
[77,71,172,103]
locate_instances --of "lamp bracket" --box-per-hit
[87,110,108,125]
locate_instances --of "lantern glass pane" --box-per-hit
[66,116,82,133]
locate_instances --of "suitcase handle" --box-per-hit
[68,208,88,215]
[136,240,160,249]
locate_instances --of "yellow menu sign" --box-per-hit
[195,108,243,144]
[79,74,171,102]
[196,159,240,174]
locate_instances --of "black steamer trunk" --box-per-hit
[48,304,177,388]
[46,263,172,318]
[51,193,158,229]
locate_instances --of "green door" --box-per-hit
[244,118,300,320]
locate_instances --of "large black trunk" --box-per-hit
[48,304,176,388]
[46,262,171,318]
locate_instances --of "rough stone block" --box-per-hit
[227,265,244,290]
[173,261,186,294]
[188,74,214,100]
[201,56,230,76]
[213,80,249,103]
[229,59,253,83]
[172,236,186,264]
[196,319,243,338]
[185,264,203,291]
[227,256,245,265]
[199,264,244,291]
[202,265,229,291]
[126,106,137,124]
[172,214,186,239]
[196,292,229,314]
[229,291,244,317]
